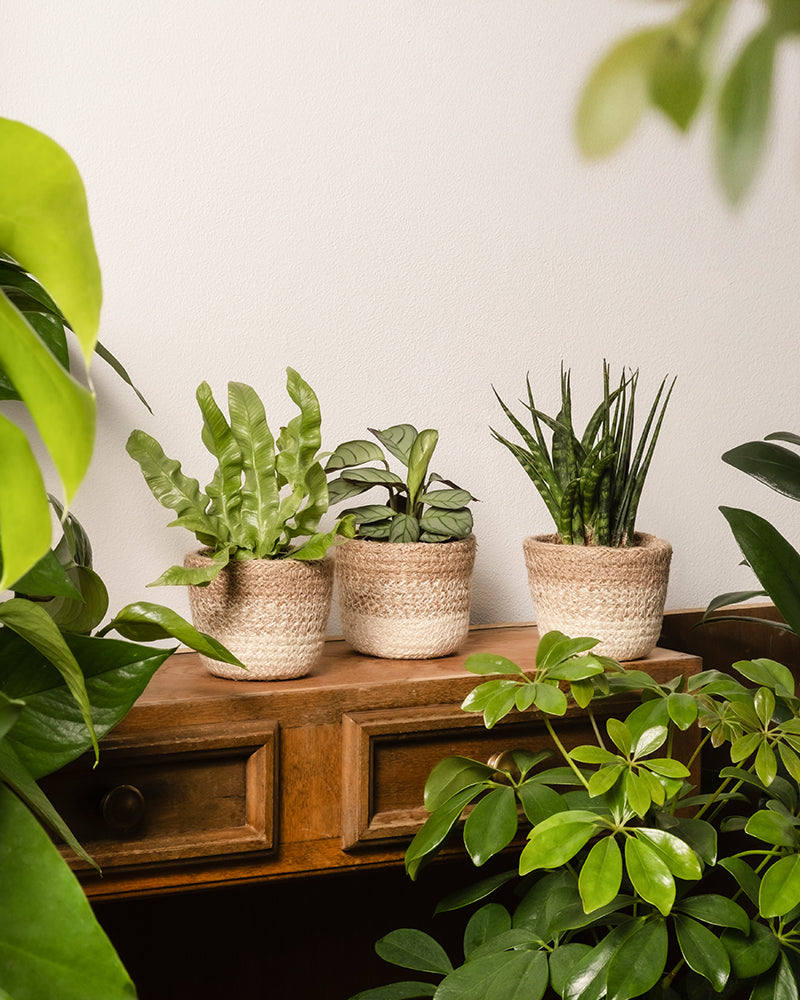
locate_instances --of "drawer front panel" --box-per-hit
[42,720,278,870]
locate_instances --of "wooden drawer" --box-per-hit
[341,697,700,850]
[42,719,278,870]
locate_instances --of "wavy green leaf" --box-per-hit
[227,380,278,555]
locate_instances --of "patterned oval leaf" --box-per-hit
[324,439,386,471]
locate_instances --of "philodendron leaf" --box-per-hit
[98,601,244,666]
[716,26,776,204]
[0,629,171,779]
[0,692,24,740]
[576,28,665,158]
[0,784,136,1000]
[11,548,83,600]
[723,439,800,501]
[0,411,53,590]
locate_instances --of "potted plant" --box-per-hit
[349,628,800,1000]
[325,424,477,659]
[126,369,354,680]
[492,364,675,660]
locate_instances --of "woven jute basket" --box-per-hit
[185,550,334,680]
[335,535,477,659]
[522,533,672,661]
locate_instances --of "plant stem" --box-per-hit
[587,706,606,750]
[544,716,591,791]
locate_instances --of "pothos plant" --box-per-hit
[0,117,240,1000]
[492,364,674,546]
[325,424,475,543]
[352,631,800,1000]
[126,369,355,587]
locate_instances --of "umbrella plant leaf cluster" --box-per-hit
[492,364,674,546]
[351,631,800,1000]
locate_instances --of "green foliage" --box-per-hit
[704,431,800,638]
[492,364,674,546]
[325,424,476,542]
[127,370,354,584]
[353,630,800,1000]
[575,0,800,204]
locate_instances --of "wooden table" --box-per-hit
[44,623,701,902]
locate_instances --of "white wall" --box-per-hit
[7,1,800,634]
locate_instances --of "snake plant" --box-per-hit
[492,364,674,546]
[127,369,354,586]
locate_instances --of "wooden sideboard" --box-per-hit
[43,623,701,902]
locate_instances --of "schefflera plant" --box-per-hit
[352,634,800,1000]
[325,424,475,543]
[127,367,353,586]
[492,364,674,546]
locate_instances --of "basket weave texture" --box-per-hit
[185,550,333,680]
[335,535,476,659]
[523,533,672,661]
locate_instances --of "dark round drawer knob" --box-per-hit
[101,784,145,832]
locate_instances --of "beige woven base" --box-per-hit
[335,535,476,659]
[523,533,672,661]
[185,551,333,680]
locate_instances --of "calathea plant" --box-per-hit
[126,368,354,586]
[325,425,475,542]
[492,364,674,546]
[352,631,800,1000]
[704,431,800,638]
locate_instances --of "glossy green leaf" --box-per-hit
[518,780,568,825]
[724,439,800,501]
[0,410,53,589]
[569,745,619,765]
[463,903,512,957]
[667,692,698,730]
[464,786,518,866]
[435,949,548,1000]
[405,785,483,880]
[716,27,776,204]
[606,718,632,755]
[0,629,171,779]
[375,928,452,976]
[751,952,798,1000]
[675,893,749,933]
[563,919,641,1000]
[434,870,517,914]
[624,836,675,915]
[760,854,800,917]
[11,548,82,600]
[665,816,718,865]
[625,770,651,818]
[461,679,519,713]
[546,658,605,682]
[520,810,601,874]
[538,633,598,669]
[532,682,568,716]
[721,919,780,980]
[674,914,730,992]
[635,828,703,881]
[483,684,523,728]
[606,917,668,1000]
[349,983,436,1000]
[549,944,592,999]
[579,835,622,913]
[0,784,135,999]
[722,507,800,639]
[464,653,525,677]
[719,856,760,906]
[576,28,664,158]
[0,120,100,357]
[755,741,778,786]
[734,657,795,698]
[40,564,109,634]
[424,756,494,812]
[632,725,667,758]
[588,763,625,798]
[644,757,690,779]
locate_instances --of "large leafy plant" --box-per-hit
[704,431,800,636]
[127,369,354,586]
[492,365,674,546]
[576,0,800,204]
[325,425,475,543]
[352,631,800,1000]
[0,118,240,999]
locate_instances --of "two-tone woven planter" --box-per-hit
[522,533,672,661]
[184,550,334,680]
[335,535,476,659]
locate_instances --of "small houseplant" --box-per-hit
[127,369,354,680]
[350,629,800,1000]
[492,364,675,660]
[325,424,477,659]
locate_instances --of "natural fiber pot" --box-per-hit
[184,550,334,680]
[522,533,672,661]
[335,535,477,659]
